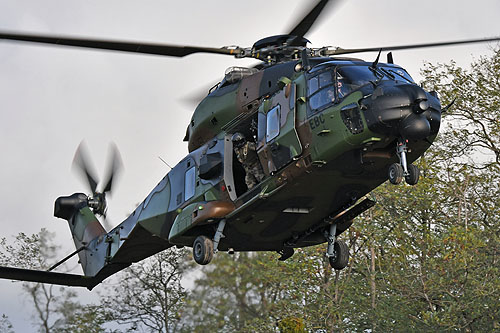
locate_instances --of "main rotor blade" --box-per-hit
[326,37,500,56]
[72,141,99,194]
[102,142,123,194]
[0,31,242,58]
[288,0,335,39]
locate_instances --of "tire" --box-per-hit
[329,240,349,270]
[388,163,404,185]
[193,235,214,265]
[405,164,420,185]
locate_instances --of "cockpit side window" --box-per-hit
[336,72,349,99]
[309,87,335,112]
[318,71,333,88]
[308,76,319,95]
[307,69,336,116]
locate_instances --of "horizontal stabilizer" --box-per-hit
[0,266,95,289]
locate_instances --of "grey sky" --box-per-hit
[0,0,499,330]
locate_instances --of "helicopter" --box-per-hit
[0,0,499,290]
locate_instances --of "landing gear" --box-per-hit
[388,139,420,185]
[192,219,226,265]
[212,219,226,254]
[325,224,349,270]
[193,235,213,265]
[329,240,349,270]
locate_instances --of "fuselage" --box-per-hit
[58,57,442,284]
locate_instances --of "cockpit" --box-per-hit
[307,63,415,115]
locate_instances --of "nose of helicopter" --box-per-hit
[361,83,441,141]
[398,112,431,140]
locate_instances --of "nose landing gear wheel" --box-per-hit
[328,240,349,270]
[193,235,214,265]
[405,164,420,185]
[388,163,404,185]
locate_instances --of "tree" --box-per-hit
[0,229,107,333]
[100,247,189,333]
[421,46,500,168]
[52,304,108,333]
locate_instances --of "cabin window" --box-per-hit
[184,166,196,201]
[266,105,280,142]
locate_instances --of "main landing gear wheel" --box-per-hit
[329,240,349,270]
[405,164,420,185]
[193,235,214,265]
[325,224,349,270]
[388,163,404,185]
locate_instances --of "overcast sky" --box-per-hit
[1,0,499,330]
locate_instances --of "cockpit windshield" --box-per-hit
[337,65,383,91]
[380,67,415,83]
[307,64,415,115]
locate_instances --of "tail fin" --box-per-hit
[54,193,107,275]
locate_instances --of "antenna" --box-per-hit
[387,52,394,64]
[158,156,173,169]
[371,49,382,69]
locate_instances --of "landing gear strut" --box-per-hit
[212,219,226,254]
[388,139,419,185]
[325,224,349,270]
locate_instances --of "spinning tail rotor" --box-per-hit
[71,141,122,227]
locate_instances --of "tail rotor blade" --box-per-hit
[102,142,123,194]
[72,141,99,194]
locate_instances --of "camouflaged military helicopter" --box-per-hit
[1,0,500,290]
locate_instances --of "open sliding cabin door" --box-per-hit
[223,134,238,201]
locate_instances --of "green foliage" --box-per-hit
[277,317,306,333]
[183,247,357,332]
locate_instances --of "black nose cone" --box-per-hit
[399,113,431,140]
